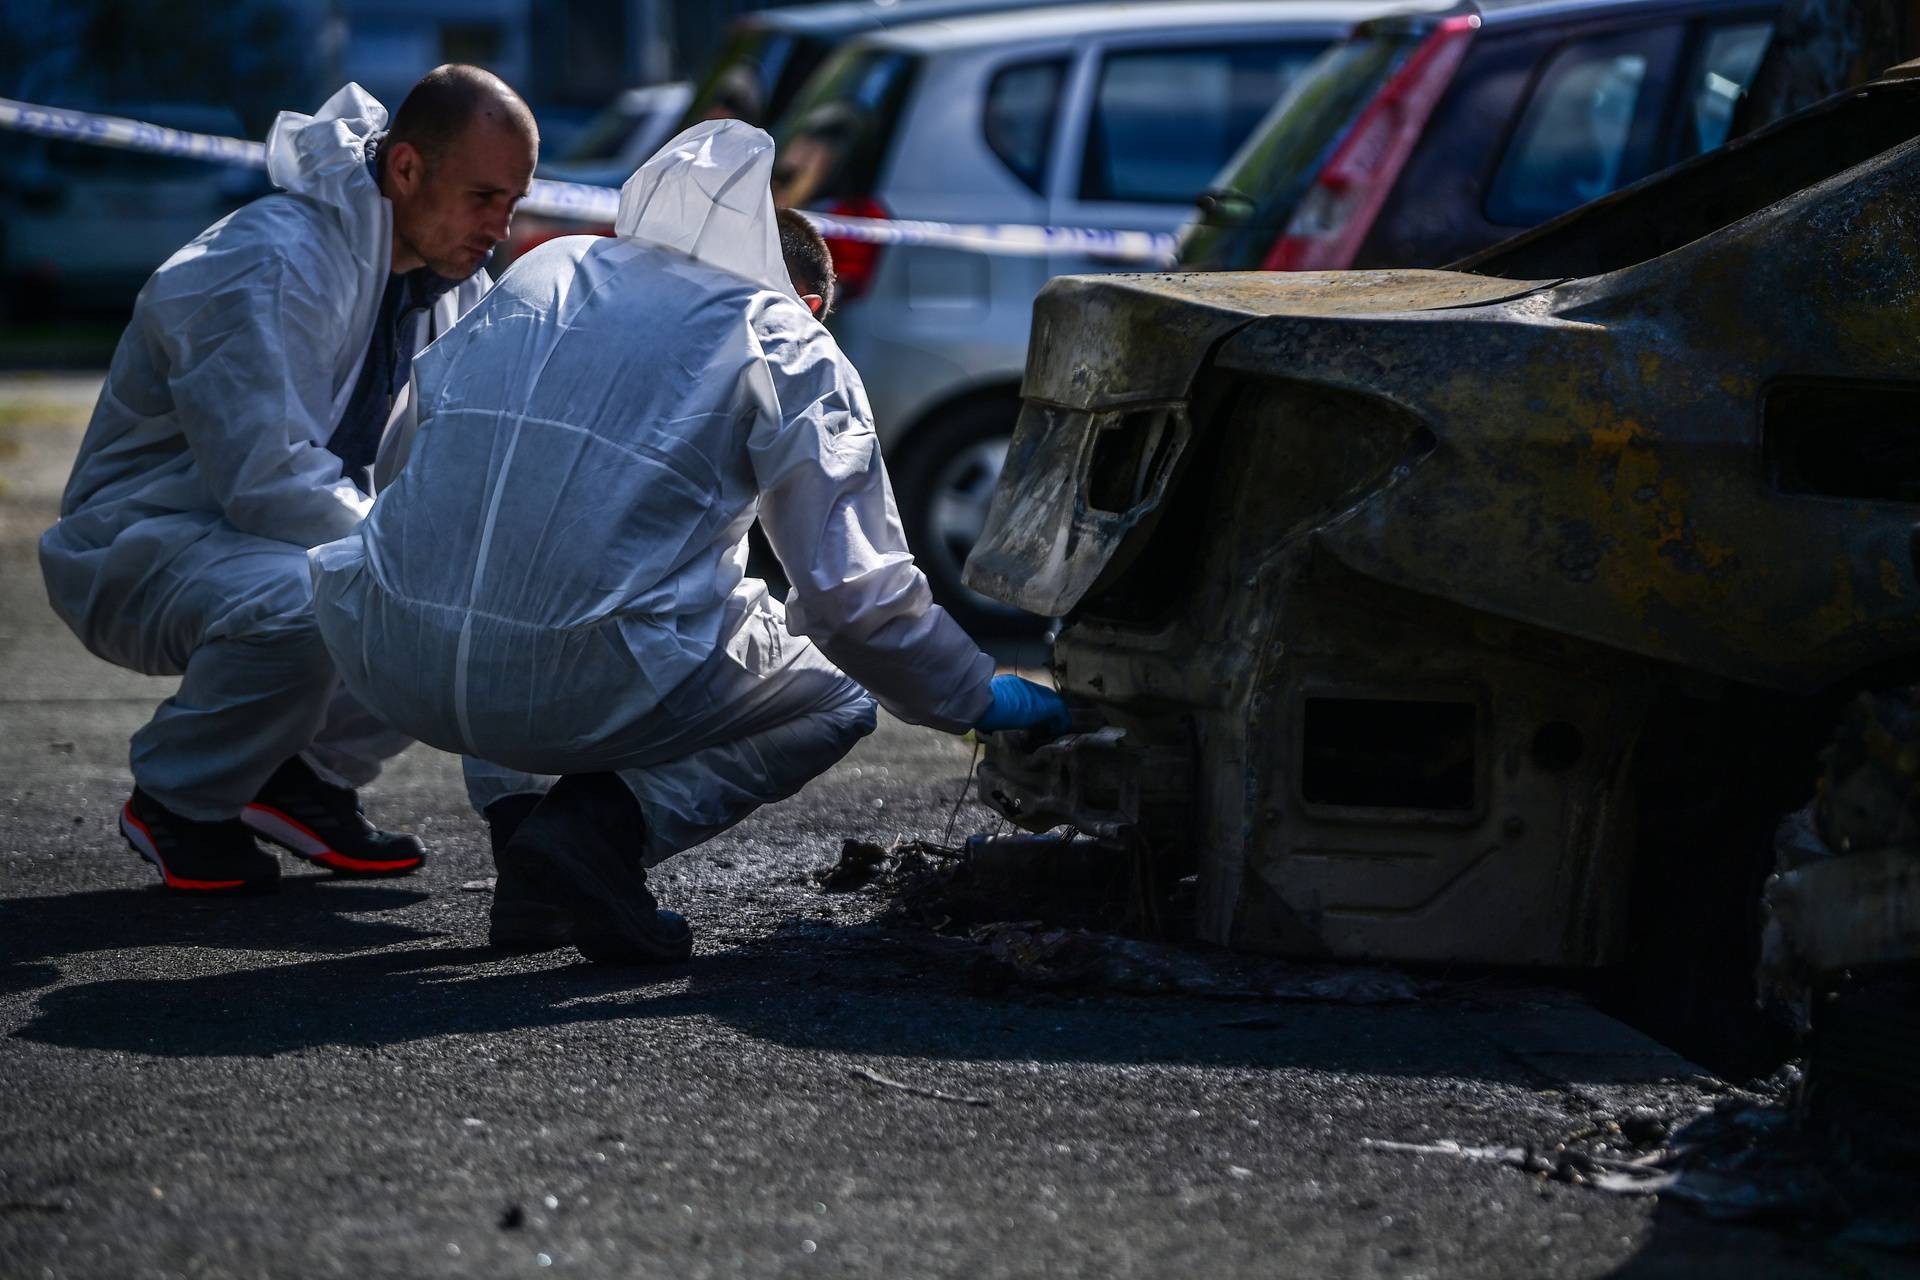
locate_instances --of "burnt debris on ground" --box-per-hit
[812,832,1156,934]
[811,833,1420,1004]
[1366,1066,1920,1256]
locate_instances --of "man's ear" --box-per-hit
[383,139,427,197]
[801,293,824,318]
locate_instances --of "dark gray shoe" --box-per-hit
[244,757,424,877]
[122,788,280,894]
[497,773,692,964]
[485,793,573,951]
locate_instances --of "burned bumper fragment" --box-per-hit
[975,725,1191,845]
[1764,850,1920,981]
[966,69,1920,969]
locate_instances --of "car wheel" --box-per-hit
[890,399,1043,636]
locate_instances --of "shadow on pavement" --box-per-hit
[12,942,694,1057]
[10,910,1624,1090]
[0,879,437,999]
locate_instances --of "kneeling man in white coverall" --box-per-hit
[310,121,1069,963]
[40,68,537,893]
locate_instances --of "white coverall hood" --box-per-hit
[264,82,391,278]
[267,82,385,206]
[614,120,800,301]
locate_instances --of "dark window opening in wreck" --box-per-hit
[1764,380,1920,504]
[1085,410,1178,515]
[1300,697,1477,811]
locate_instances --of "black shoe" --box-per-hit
[498,773,692,964]
[120,788,280,894]
[485,792,572,951]
[242,757,425,877]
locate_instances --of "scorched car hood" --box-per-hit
[968,124,1920,694]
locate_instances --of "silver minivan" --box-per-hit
[773,1,1450,625]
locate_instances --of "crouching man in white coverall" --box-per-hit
[39,67,538,893]
[309,121,1069,963]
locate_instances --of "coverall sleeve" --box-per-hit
[746,302,995,734]
[148,250,371,547]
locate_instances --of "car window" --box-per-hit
[771,48,919,207]
[682,28,830,129]
[562,104,645,164]
[1485,26,1679,226]
[1178,32,1427,269]
[983,58,1067,194]
[1684,21,1771,157]
[1080,41,1324,204]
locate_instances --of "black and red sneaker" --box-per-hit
[242,757,426,877]
[120,788,280,894]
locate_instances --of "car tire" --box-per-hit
[889,398,1044,637]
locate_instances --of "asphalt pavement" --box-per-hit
[0,376,1890,1278]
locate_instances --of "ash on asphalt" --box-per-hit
[809,830,1920,1238]
[807,833,1419,1002]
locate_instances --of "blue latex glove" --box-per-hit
[974,675,1072,737]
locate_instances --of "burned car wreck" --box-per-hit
[963,65,1920,1014]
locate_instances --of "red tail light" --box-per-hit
[1263,14,1478,273]
[821,196,888,305]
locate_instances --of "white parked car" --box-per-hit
[773,0,1450,627]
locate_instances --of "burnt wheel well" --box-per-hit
[1606,681,1832,1077]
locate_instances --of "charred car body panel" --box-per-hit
[966,68,1920,967]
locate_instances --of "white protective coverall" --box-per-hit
[310,120,997,865]
[39,85,488,820]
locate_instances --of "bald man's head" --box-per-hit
[387,64,538,169]
[379,65,539,277]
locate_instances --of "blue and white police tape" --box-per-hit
[0,96,1178,266]
[0,97,265,168]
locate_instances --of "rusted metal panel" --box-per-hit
[968,271,1553,617]
[965,68,1920,967]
